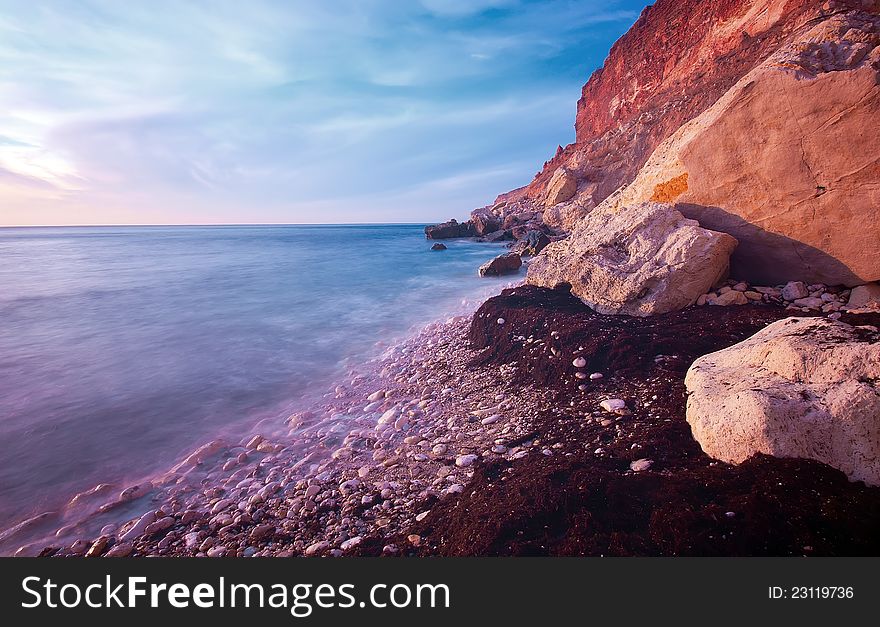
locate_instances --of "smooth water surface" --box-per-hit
[0,225,513,535]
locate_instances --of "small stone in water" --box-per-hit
[590,373,603,380]
[497,318,506,325]
[573,357,587,368]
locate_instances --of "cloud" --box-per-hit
[0,0,645,225]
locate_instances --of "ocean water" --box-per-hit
[0,224,514,543]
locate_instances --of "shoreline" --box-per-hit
[19,278,880,557]
[4,273,521,557]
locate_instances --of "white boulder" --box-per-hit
[685,317,880,486]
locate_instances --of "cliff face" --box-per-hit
[510,0,865,207]
[482,0,880,286]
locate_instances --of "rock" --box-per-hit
[472,210,501,236]
[250,524,275,541]
[848,283,880,309]
[85,535,110,557]
[144,517,175,536]
[482,229,513,243]
[455,454,479,467]
[305,540,330,556]
[573,357,587,368]
[527,202,737,316]
[425,219,476,240]
[105,541,133,557]
[589,373,603,380]
[600,399,627,412]
[521,230,551,256]
[782,281,810,301]
[792,296,825,309]
[685,317,880,486]
[710,290,748,306]
[119,512,157,542]
[544,167,577,206]
[340,536,362,551]
[430,243,447,251]
[630,459,653,472]
[479,253,522,277]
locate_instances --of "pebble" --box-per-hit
[589,373,603,380]
[629,459,653,472]
[573,357,587,368]
[446,484,465,495]
[600,399,627,412]
[105,541,133,558]
[432,444,448,455]
[340,536,362,551]
[481,414,501,425]
[305,541,330,556]
[455,454,478,467]
[415,511,430,522]
[497,318,505,325]
[85,536,110,557]
[367,390,385,402]
[250,524,275,541]
[207,546,227,558]
[143,517,175,536]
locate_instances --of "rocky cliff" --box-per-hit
[470,0,880,287]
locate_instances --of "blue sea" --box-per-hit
[0,225,514,543]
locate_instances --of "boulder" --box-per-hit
[848,283,880,309]
[781,281,809,301]
[479,253,522,277]
[425,219,475,240]
[482,229,513,243]
[544,168,577,206]
[520,230,551,256]
[591,11,880,286]
[709,290,748,306]
[527,202,737,316]
[431,243,447,251]
[685,317,880,486]
[471,210,500,236]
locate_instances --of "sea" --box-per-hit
[0,224,515,551]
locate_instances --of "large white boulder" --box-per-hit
[527,202,737,316]
[685,317,880,486]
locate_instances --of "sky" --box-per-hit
[0,0,648,226]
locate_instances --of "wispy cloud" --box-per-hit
[0,0,645,225]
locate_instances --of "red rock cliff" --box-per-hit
[498,0,878,210]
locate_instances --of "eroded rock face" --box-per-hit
[597,10,880,286]
[685,317,880,486]
[495,0,848,211]
[526,202,737,316]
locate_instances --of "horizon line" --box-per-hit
[0,221,437,229]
